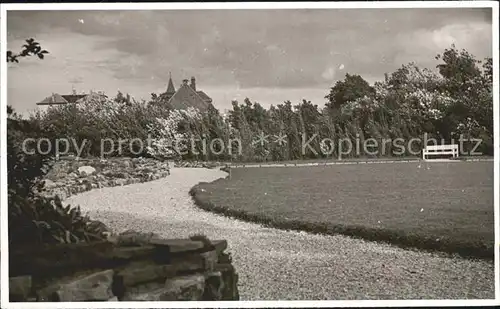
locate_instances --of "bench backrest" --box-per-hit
[424,144,458,151]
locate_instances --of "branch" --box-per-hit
[7,38,49,63]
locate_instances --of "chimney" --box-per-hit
[190,76,196,91]
[182,79,189,86]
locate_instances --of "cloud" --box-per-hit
[321,67,337,81]
[6,8,493,115]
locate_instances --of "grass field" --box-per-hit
[190,161,494,259]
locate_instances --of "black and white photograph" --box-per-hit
[1,1,498,307]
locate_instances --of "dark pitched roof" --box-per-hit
[36,93,68,105]
[61,94,87,103]
[167,83,209,112]
[196,91,212,104]
[166,76,176,94]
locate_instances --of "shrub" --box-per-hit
[9,195,107,246]
[7,106,107,250]
[32,92,172,158]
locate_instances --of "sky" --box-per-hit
[6,8,493,116]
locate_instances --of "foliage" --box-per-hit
[30,44,494,164]
[325,73,376,110]
[33,91,171,158]
[8,41,106,250]
[9,195,107,246]
[8,106,107,249]
[7,38,49,63]
[7,107,52,199]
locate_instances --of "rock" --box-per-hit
[121,282,165,301]
[114,179,127,186]
[123,288,165,301]
[9,276,32,301]
[78,166,96,176]
[218,251,232,264]
[140,167,154,174]
[68,172,78,178]
[43,179,57,189]
[121,160,133,168]
[149,238,205,253]
[215,264,239,300]
[162,274,206,301]
[53,269,115,301]
[202,271,224,300]
[112,231,158,246]
[213,240,228,254]
[201,250,218,271]
[87,220,110,234]
[116,264,176,287]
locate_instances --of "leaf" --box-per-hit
[37,53,44,59]
[52,235,65,243]
[32,220,50,229]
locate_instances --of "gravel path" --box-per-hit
[66,168,495,300]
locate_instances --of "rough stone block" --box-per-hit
[111,231,159,246]
[169,254,206,272]
[215,263,240,300]
[121,282,165,301]
[202,271,224,300]
[150,238,205,253]
[78,165,96,176]
[162,274,206,301]
[53,269,115,301]
[116,264,176,287]
[201,250,218,271]
[212,239,228,254]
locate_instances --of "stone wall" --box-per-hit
[174,160,223,168]
[41,157,171,200]
[9,231,239,302]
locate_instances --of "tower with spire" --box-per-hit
[165,72,176,102]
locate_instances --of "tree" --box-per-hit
[6,38,49,63]
[325,73,375,110]
[114,91,132,106]
[435,45,493,153]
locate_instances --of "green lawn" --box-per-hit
[190,161,494,259]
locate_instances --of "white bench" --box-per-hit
[422,144,459,160]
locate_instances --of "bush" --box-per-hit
[32,92,172,158]
[9,195,107,246]
[7,108,51,198]
[7,106,107,250]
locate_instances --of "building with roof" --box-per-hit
[36,90,107,107]
[163,74,213,112]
